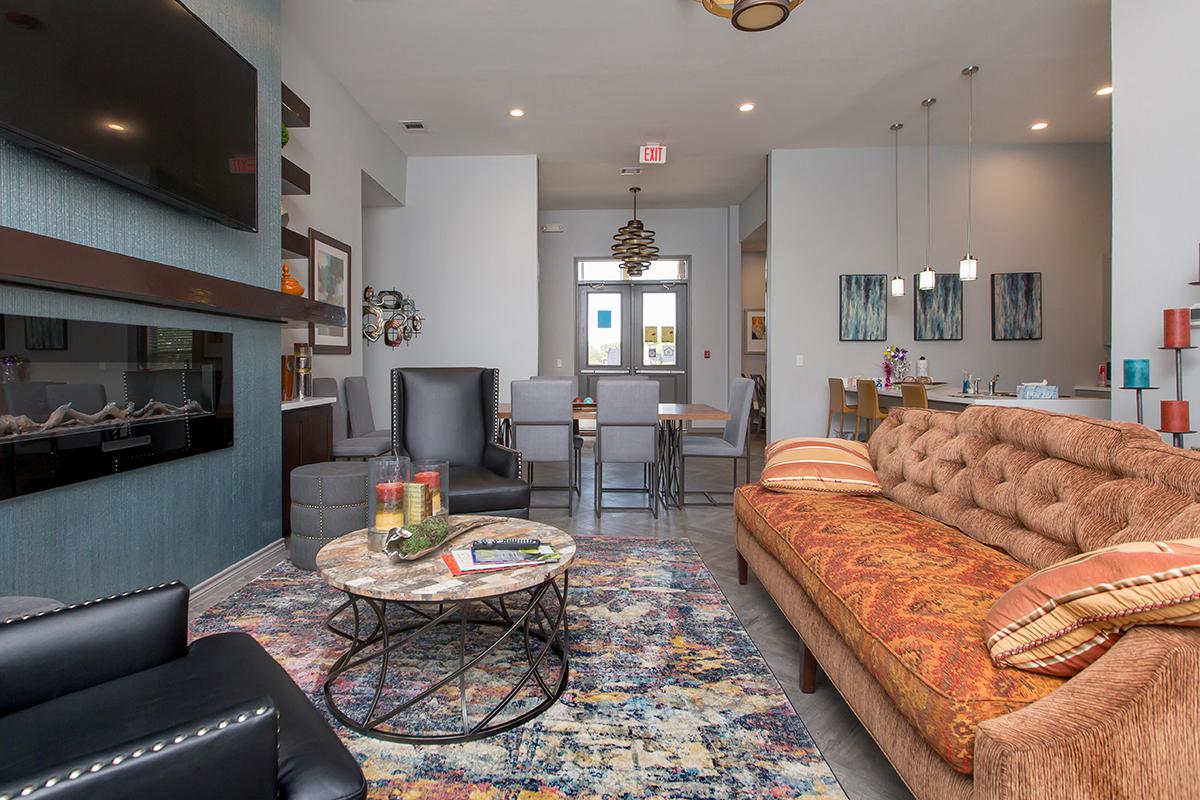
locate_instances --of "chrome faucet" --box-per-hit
[989,374,1000,396]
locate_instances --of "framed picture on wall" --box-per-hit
[23,317,68,350]
[308,228,352,355]
[914,273,963,341]
[839,274,888,341]
[744,309,767,354]
[992,272,1043,341]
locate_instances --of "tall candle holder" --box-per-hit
[1157,345,1196,448]
[1119,385,1159,425]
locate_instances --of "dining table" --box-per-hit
[496,402,730,509]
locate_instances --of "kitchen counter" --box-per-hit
[281,396,336,412]
[842,381,1111,419]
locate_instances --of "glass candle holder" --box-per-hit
[407,461,449,525]
[368,456,411,552]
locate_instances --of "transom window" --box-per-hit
[577,258,688,283]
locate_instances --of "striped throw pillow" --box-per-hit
[986,538,1200,676]
[760,438,882,495]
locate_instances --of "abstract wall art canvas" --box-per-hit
[913,273,963,341]
[839,274,887,342]
[992,272,1042,340]
[308,228,352,355]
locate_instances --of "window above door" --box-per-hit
[577,258,688,283]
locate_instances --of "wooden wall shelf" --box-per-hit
[281,156,310,195]
[0,225,345,326]
[281,226,308,259]
[281,83,311,129]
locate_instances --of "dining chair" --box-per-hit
[344,376,390,439]
[680,377,755,505]
[594,378,659,518]
[511,379,576,515]
[900,382,929,409]
[531,376,583,486]
[854,379,888,441]
[827,378,857,438]
[313,377,391,460]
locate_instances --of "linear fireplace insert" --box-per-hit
[0,314,233,500]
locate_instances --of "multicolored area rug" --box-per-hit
[191,535,845,800]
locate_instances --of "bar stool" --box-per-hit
[900,382,928,409]
[827,378,857,438]
[854,380,888,440]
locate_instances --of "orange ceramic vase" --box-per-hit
[280,263,304,296]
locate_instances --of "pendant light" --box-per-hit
[611,187,659,277]
[889,123,905,297]
[918,97,937,292]
[960,66,980,281]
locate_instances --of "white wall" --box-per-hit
[536,207,733,421]
[741,251,767,376]
[1111,0,1199,440]
[280,27,406,385]
[363,155,539,421]
[767,144,1111,438]
[739,179,767,243]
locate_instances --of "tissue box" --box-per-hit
[1017,383,1059,400]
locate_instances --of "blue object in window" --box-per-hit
[596,310,612,329]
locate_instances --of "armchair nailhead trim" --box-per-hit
[0,706,273,799]
[1,581,180,625]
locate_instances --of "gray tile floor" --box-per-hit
[530,433,913,800]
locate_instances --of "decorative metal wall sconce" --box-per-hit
[363,286,424,347]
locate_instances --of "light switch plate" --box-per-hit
[795,355,804,367]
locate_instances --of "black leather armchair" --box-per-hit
[0,583,365,800]
[391,367,530,518]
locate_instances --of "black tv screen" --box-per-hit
[0,1,259,231]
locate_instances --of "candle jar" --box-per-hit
[368,456,411,552]
[408,461,449,524]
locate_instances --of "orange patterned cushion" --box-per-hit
[986,538,1200,676]
[760,438,882,495]
[735,483,1064,773]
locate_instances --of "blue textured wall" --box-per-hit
[0,0,282,603]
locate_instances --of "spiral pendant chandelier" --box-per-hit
[695,0,804,32]
[612,187,659,277]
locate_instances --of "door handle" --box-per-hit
[637,370,686,375]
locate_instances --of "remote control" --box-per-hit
[473,538,542,550]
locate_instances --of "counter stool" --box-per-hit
[854,379,889,441]
[827,378,857,438]
[289,462,369,571]
[901,382,929,409]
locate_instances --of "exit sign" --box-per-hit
[639,144,667,165]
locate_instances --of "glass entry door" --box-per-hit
[576,282,689,403]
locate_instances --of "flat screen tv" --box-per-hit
[0,1,259,231]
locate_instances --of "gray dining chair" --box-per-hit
[530,375,583,488]
[512,379,577,514]
[594,378,659,518]
[344,376,390,439]
[314,377,390,460]
[680,377,755,505]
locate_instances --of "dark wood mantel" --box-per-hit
[0,225,345,326]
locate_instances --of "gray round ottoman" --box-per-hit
[289,462,370,571]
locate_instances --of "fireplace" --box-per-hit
[0,314,233,500]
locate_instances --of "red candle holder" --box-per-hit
[1164,308,1192,349]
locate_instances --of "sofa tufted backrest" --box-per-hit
[869,406,1200,569]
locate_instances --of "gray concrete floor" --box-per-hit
[529,432,913,800]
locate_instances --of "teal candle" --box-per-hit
[1124,358,1150,389]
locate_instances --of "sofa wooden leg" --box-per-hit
[800,643,818,694]
[737,552,748,585]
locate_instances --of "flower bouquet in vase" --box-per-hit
[883,345,909,388]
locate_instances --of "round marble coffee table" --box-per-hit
[315,515,575,744]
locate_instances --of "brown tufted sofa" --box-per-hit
[734,406,1200,800]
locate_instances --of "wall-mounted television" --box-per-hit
[0,1,259,231]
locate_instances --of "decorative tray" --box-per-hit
[383,516,495,563]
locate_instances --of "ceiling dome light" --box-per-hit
[696,0,804,32]
[509,108,525,118]
[1096,85,1113,96]
[739,102,756,112]
[1030,121,1049,131]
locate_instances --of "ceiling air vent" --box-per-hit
[619,167,643,176]
[400,120,426,131]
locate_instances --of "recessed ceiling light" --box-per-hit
[509,108,525,118]
[738,102,756,112]
[1030,121,1049,131]
[105,122,126,132]
[1095,85,1113,96]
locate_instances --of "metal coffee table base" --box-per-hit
[322,573,569,744]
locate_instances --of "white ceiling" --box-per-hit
[283,0,1111,211]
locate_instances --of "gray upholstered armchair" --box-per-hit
[390,368,529,518]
